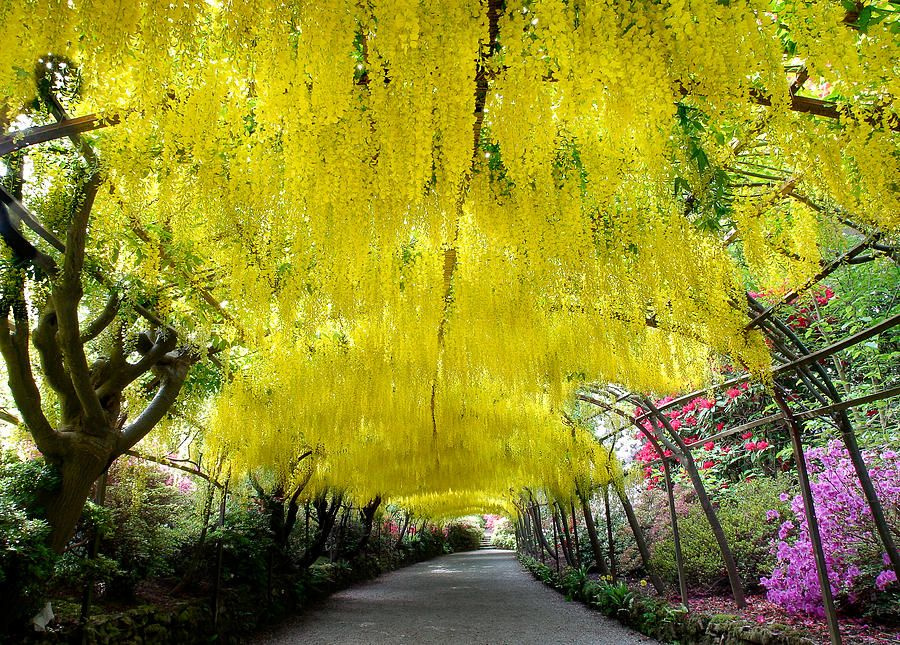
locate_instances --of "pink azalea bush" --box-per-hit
[761,441,899,617]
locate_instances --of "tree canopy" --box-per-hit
[1,0,897,519]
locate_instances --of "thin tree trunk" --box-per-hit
[578,489,609,575]
[570,501,582,566]
[554,503,576,568]
[298,492,342,569]
[331,506,350,562]
[529,503,555,560]
[551,509,561,573]
[523,510,538,557]
[395,512,411,548]
[615,484,665,594]
[662,457,689,609]
[175,478,216,592]
[212,480,228,628]
[603,485,617,580]
[348,497,381,558]
[79,471,107,642]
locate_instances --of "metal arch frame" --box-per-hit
[577,285,899,645]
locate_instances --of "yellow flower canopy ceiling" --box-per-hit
[2,0,897,513]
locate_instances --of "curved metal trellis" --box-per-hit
[574,257,899,644]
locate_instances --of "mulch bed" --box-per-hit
[673,593,898,645]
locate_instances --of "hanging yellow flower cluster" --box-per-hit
[2,1,897,516]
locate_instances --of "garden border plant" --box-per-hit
[519,555,817,645]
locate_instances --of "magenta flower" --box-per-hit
[762,442,900,616]
[875,570,896,590]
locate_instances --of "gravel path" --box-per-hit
[256,549,660,644]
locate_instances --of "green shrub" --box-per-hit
[211,501,274,590]
[405,526,448,560]
[445,519,482,552]
[490,517,516,549]
[588,578,635,616]
[648,476,792,589]
[559,565,591,600]
[93,459,195,597]
[0,452,59,632]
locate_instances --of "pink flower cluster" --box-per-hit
[787,286,836,329]
[762,441,899,616]
[750,286,836,331]
[632,383,762,490]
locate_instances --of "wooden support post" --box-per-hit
[551,507,561,573]
[615,484,665,594]
[578,487,609,575]
[555,502,577,568]
[662,457,689,610]
[213,479,228,628]
[634,415,688,607]
[773,388,842,645]
[304,500,310,545]
[643,399,746,608]
[570,500,582,567]
[529,502,555,562]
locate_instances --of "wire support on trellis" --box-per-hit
[744,236,882,330]
[632,311,900,425]
[639,384,900,468]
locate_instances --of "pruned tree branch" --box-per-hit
[125,449,223,488]
[81,293,120,343]
[117,354,191,454]
[32,298,81,422]
[0,407,20,426]
[96,330,178,398]
[52,172,107,427]
[0,283,62,457]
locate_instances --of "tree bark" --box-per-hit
[577,488,609,575]
[42,434,116,552]
[614,484,665,594]
[395,512,412,549]
[603,486,617,580]
[528,503,556,560]
[298,492,342,569]
[554,503,577,568]
[353,496,382,556]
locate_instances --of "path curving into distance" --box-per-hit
[256,549,659,645]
